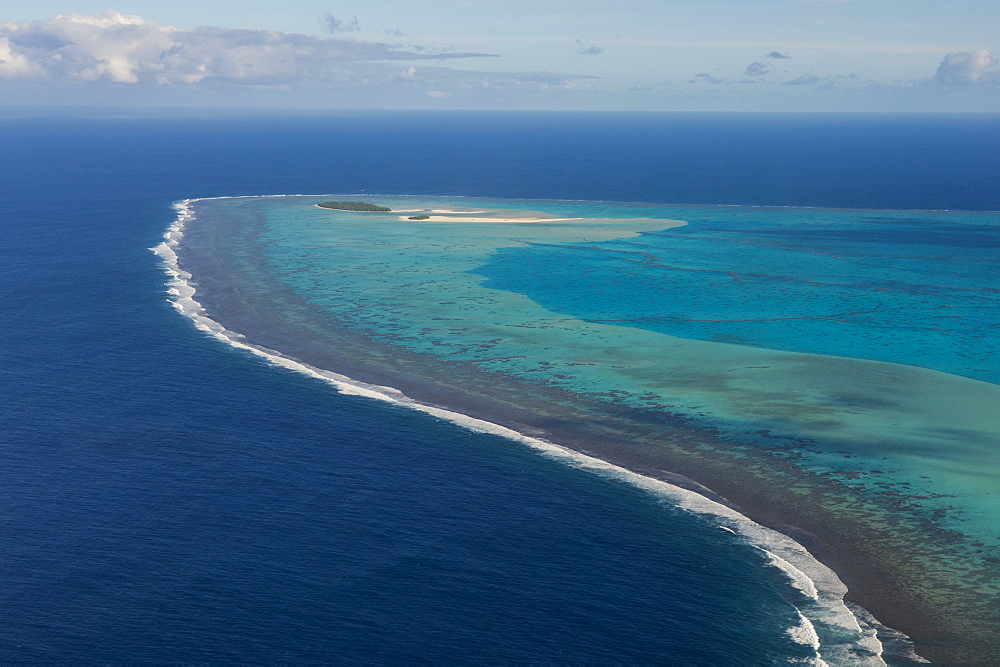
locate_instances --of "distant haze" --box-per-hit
[2,1,998,111]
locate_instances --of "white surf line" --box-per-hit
[788,609,829,667]
[152,195,895,665]
[755,546,819,600]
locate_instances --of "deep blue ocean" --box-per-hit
[2,110,998,663]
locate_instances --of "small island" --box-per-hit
[408,215,431,220]
[317,200,392,212]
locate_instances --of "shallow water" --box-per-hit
[176,193,1000,662]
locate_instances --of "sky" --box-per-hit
[1,0,999,111]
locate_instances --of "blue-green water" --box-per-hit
[178,193,999,662]
[480,206,1000,384]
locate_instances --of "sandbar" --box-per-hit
[398,215,583,223]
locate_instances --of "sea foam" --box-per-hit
[152,195,903,665]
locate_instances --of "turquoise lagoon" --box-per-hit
[179,195,1000,662]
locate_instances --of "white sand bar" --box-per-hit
[399,216,584,223]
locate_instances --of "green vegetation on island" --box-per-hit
[408,215,431,220]
[317,200,392,212]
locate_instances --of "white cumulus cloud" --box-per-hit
[935,50,998,85]
[0,36,46,79]
[0,10,495,86]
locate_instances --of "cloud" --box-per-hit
[0,11,496,86]
[689,72,724,84]
[0,37,46,78]
[744,61,773,77]
[935,50,998,85]
[784,73,821,86]
[764,51,791,59]
[318,13,360,34]
[575,39,603,56]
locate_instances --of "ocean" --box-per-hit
[2,110,998,664]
